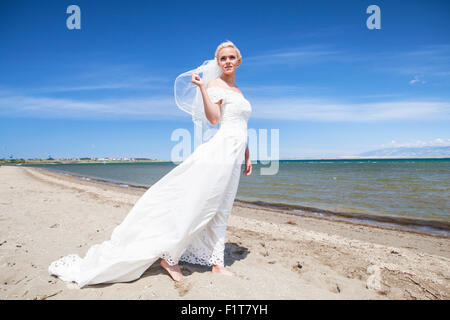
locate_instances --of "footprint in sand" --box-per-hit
[175,281,193,297]
[291,261,303,274]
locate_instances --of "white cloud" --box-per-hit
[0,93,182,119]
[381,138,450,148]
[10,76,170,94]
[372,44,450,79]
[249,96,450,122]
[1,90,449,122]
[244,44,361,66]
[409,75,426,85]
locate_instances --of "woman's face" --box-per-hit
[217,47,239,75]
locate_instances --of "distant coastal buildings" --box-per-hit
[95,157,138,161]
[94,157,157,161]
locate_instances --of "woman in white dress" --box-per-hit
[48,40,252,287]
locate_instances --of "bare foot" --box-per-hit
[160,259,183,282]
[212,264,234,276]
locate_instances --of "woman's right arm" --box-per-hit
[191,72,221,125]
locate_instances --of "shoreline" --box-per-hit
[1,165,449,299]
[19,165,450,239]
[3,156,449,165]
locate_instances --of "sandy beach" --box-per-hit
[0,165,449,300]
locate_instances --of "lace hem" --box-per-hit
[179,245,224,267]
[48,254,82,280]
[161,249,224,267]
[161,252,179,266]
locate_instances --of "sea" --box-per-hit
[22,158,450,237]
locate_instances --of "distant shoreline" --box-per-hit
[1,156,449,165]
[0,159,169,165]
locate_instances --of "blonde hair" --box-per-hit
[215,40,242,67]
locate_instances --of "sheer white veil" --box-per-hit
[174,59,221,151]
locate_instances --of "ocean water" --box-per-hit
[23,158,450,236]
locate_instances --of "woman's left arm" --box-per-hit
[243,144,252,176]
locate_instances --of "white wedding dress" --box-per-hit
[48,86,252,288]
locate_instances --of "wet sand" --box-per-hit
[0,165,449,299]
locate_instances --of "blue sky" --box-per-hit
[1,0,449,160]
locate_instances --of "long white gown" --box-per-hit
[48,86,252,288]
